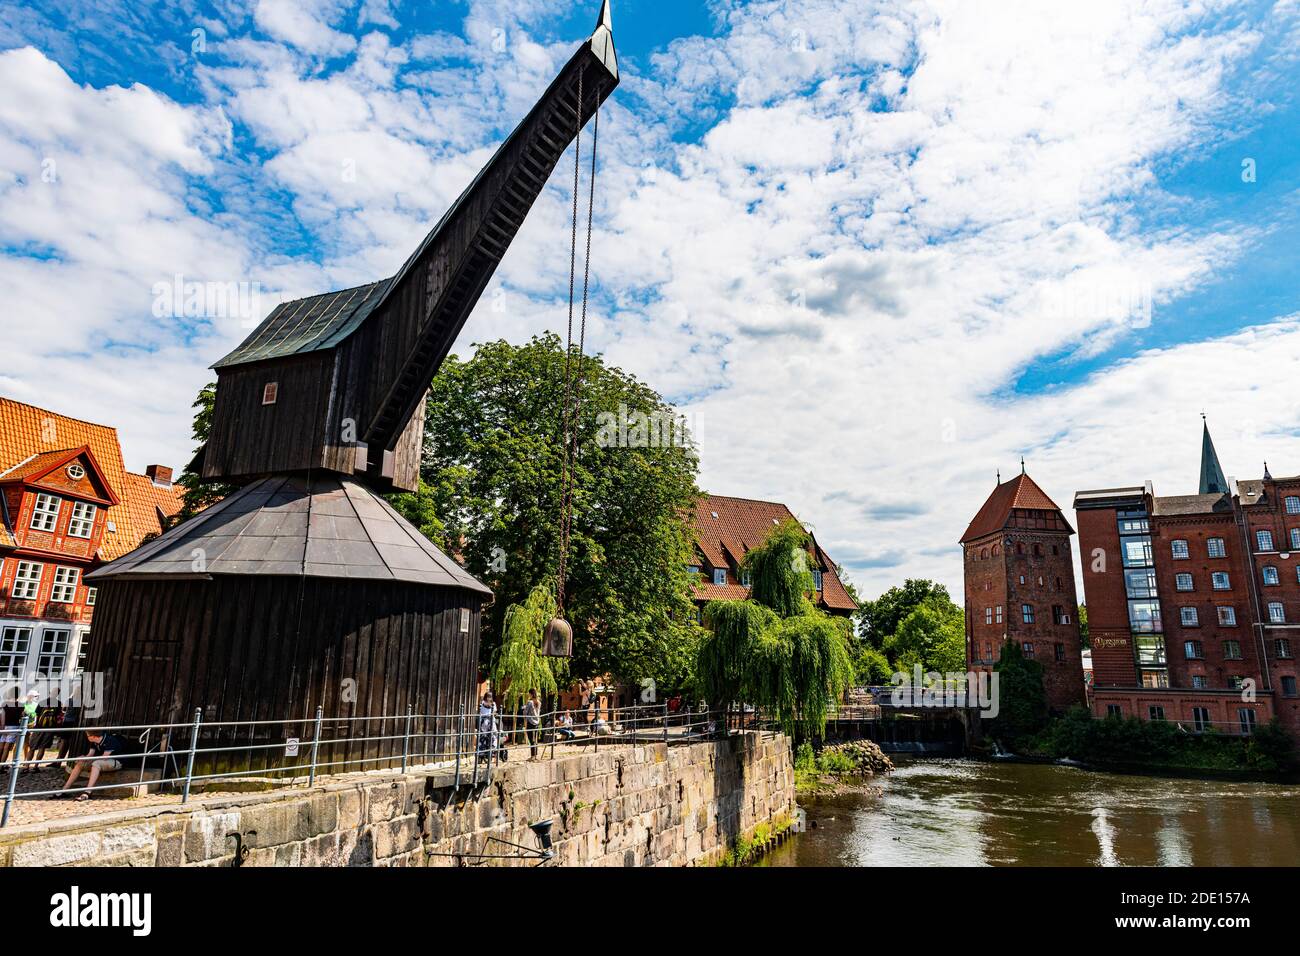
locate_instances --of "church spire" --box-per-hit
[1199,415,1228,495]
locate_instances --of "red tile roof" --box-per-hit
[0,397,183,560]
[691,494,857,612]
[960,472,1068,543]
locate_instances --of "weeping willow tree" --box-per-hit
[491,585,564,710]
[697,519,854,739]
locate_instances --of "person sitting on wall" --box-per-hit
[58,730,131,801]
[555,711,576,740]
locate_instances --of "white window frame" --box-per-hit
[712,568,726,586]
[12,561,44,600]
[1175,572,1193,592]
[50,566,79,603]
[35,628,69,676]
[1263,566,1280,586]
[67,501,96,538]
[1290,528,1300,550]
[1268,602,1286,624]
[0,626,32,678]
[1217,606,1237,626]
[1171,539,1189,559]
[1179,606,1198,626]
[86,586,97,607]
[1211,572,1231,591]
[984,607,992,625]
[30,493,60,532]
[1286,496,1300,515]
[995,605,1003,624]
[1207,537,1226,558]
[1256,530,1274,552]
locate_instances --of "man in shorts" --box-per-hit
[60,730,129,801]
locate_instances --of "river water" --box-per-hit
[759,758,1300,867]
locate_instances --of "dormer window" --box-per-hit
[262,382,279,405]
[811,568,823,590]
[712,568,726,586]
[30,493,60,532]
[67,501,96,538]
[740,571,751,588]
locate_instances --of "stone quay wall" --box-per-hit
[0,732,794,867]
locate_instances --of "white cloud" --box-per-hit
[254,0,357,58]
[1,0,1297,606]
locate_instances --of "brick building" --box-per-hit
[961,469,1086,713]
[1075,420,1300,736]
[689,494,857,618]
[0,397,183,687]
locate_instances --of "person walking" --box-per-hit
[476,690,499,764]
[523,689,541,759]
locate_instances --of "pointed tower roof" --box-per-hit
[1199,417,1228,495]
[960,472,1073,543]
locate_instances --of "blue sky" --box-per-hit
[1,0,1298,597]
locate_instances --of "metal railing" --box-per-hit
[0,701,761,826]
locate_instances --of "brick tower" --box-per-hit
[961,467,1086,713]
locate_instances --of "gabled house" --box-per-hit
[0,397,184,685]
[689,494,857,618]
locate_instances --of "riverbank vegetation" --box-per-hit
[1033,707,1295,773]
[716,811,796,866]
[989,641,1296,773]
[794,740,894,794]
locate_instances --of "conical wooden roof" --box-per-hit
[87,474,491,595]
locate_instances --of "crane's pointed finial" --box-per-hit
[588,0,618,79]
[996,468,1001,485]
[1020,457,1025,475]
[1264,461,1274,481]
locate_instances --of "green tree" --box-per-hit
[858,579,952,649]
[697,520,854,739]
[851,645,893,685]
[885,594,966,674]
[1077,603,1090,648]
[171,382,238,526]
[490,584,563,710]
[992,639,1048,746]
[395,334,703,689]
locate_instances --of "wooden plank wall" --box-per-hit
[86,576,482,775]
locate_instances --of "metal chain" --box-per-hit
[556,67,585,613]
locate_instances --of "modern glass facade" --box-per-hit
[1117,507,1168,686]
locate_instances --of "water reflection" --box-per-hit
[759,758,1300,867]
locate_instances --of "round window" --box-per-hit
[66,463,85,481]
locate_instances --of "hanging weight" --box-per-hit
[543,617,573,657]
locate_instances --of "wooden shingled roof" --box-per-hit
[691,494,858,612]
[88,474,490,595]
